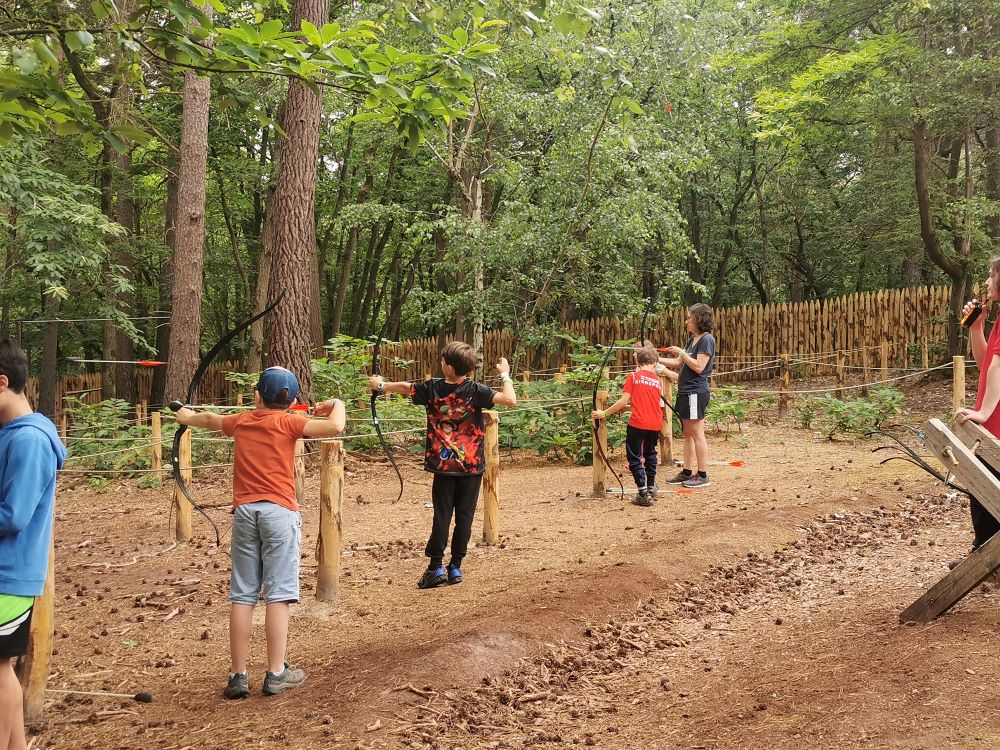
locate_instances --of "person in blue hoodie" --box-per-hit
[0,340,65,750]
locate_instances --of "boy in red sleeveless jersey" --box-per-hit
[593,345,673,506]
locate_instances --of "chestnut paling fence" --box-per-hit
[34,284,956,423]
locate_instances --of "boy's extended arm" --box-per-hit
[492,357,516,407]
[174,407,225,431]
[593,392,631,420]
[368,376,412,395]
[303,398,347,438]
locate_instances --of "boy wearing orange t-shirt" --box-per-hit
[593,346,676,507]
[174,367,345,699]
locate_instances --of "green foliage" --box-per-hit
[805,388,905,440]
[705,387,776,436]
[0,0,511,147]
[0,138,127,305]
[796,398,818,430]
[63,398,230,480]
[497,377,623,464]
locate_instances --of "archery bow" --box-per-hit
[592,343,626,499]
[168,295,283,545]
[636,292,679,417]
[368,266,414,504]
[638,295,654,348]
[370,326,405,503]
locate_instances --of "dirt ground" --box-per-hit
[28,376,1000,750]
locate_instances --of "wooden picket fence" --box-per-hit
[37,285,954,422]
[377,285,954,382]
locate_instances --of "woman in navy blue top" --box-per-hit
[659,304,716,488]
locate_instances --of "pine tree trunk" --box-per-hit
[164,49,212,403]
[151,174,177,407]
[265,0,328,398]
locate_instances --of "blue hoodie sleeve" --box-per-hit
[0,429,57,536]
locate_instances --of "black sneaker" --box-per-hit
[262,663,306,696]
[666,471,692,485]
[417,565,448,589]
[223,672,249,700]
[447,564,463,585]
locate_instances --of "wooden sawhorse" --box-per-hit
[900,418,1000,623]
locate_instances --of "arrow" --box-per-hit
[68,358,167,366]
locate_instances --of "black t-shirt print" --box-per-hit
[410,378,497,475]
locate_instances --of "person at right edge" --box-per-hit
[659,303,716,489]
[954,257,1000,562]
[369,342,516,589]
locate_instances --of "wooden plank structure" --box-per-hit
[899,418,1000,623]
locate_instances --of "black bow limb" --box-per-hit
[169,295,283,545]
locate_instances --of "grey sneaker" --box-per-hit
[647,483,659,497]
[262,663,306,696]
[666,471,692,485]
[681,474,711,489]
[223,672,249,700]
[631,488,653,507]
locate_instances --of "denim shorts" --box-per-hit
[230,501,301,605]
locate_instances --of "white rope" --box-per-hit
[724,362,951,396]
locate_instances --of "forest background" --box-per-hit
[2,0,998,412]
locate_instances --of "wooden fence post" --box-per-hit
[953,355,966,414]
[236,392,244,407]
[554,364,567,384]
[481,410,501,545]
[58,413,67,447]
[880,340,889,383]
[593,390,609,497]
[150,411,162,486]
[315,441,344,601]
[660,376,674,468]
[921,337,929,371]
[294,438,306,503]
[861,347,870,397]
[17,538,54,719]
[520,370,530,383]
[173,429,192,542]
[836,351,846,398]
[778,354,790,419]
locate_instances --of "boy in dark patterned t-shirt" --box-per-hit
[369,342,516,589]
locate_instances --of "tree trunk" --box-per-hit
[264,0,328,398]
[913,121,966,354]
[164,51,213,403]
[357,222,394,340]
[151,174,177,407]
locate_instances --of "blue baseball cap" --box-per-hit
[256,366,299,405]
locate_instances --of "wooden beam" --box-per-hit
[924,419,1000,522]
[900,530,1000,623]
[898,418,1000,622]
[950,418,1000,474]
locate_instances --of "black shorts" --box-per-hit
[675,391,710,421]
[0,606,33,659]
